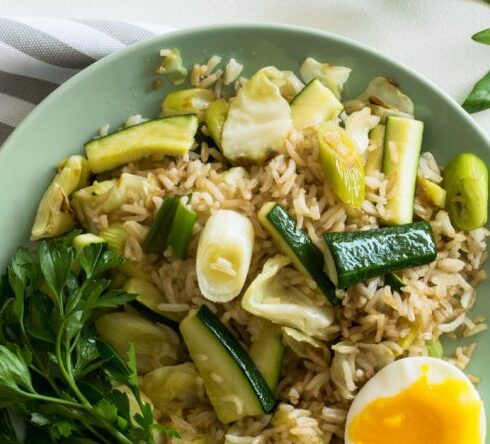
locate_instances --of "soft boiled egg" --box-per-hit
[345,356,486,444]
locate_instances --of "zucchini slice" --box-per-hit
[365,124,385,176]
[180,305,276,423]
[323,221,437,288]
[96,310,180,374]
[123,277,182,327]
[248,322,284,392]
[385,272,405,293]
[259,202,339,305]
[85,115,199,173]
[290,79,343,130]
[382,116,424,225]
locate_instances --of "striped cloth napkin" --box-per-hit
[0,17,173,145]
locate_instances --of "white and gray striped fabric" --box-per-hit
[0,17,173,145]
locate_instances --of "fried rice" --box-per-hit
[79,120,489,443]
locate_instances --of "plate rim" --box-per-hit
[1,22,489,161]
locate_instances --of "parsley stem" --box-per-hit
[26,393,133,444]
[55,324,91,408]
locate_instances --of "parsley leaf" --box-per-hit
[0,236,180,443]
[0,344,35,397]
[38,242,74,311]
[78,244,123,280]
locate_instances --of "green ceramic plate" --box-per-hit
[0,23,489,420]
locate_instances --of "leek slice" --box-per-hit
[196,210,254,303]
[157,48,188,85]
[317,122,365,207]
[162,88,215,121]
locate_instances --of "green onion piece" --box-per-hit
[385,272,405,293]
[426,338,443,358]
[166,200,197,259]
[142,197,178,253]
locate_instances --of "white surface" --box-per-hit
[2,0,490,134]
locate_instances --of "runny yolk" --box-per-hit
[348,366,483,444]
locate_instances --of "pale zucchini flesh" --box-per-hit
[248,322,284,392]
[96,310,180,374]
[123,277,183,323]
[180,306,275,424]
[365,124,385,176]
[85,115,199,173]
[382,116,424,225]
[290,79,343,130]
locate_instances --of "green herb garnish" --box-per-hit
[463,28,490,113]
[0,233,179,443]
[472,28,490,44]
[462,70,490,114]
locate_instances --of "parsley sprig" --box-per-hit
[0,233,178,443]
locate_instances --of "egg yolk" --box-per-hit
[348,367,483,444]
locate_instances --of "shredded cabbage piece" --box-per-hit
[221,66,292,163]
[344,107,380,155]
[344,76,414,122]
[299,57,351,99]
[241,256,334,340]
[72,173,153,233]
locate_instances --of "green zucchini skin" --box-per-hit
[128,300,179,330]
[323,221,437,288]
[385,272,405,293]
[263,203,340,305]
[195,305,276,414]
[85,115,199,173]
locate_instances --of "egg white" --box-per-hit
[344,356,486,444]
